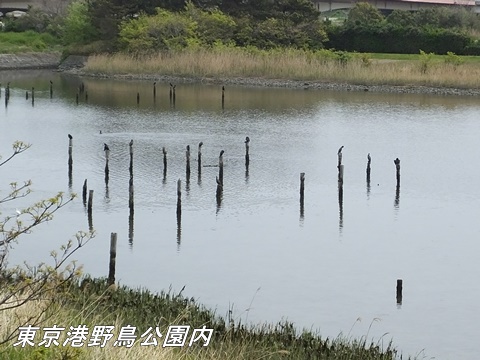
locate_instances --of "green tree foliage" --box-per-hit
[185,1,237,45]
[346,2,384,27]
[62,0,98,45]
[119,9,197,52]
[386,10,416,28]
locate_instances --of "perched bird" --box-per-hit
[99,130,102,134]
[199,141,203,148]
[186,145,190,151]
[222,86,225,91]
[245,136,250,144]
[50,80,53,85]
[68,134,73,140]
[129,139,133,147]
[153,81,156,86]
[338,146,344,155]
[104,143,110,151]
[219,150,224,157]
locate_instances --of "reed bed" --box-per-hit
[84,48,480,89]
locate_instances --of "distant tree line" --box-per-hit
[3,0,480,55]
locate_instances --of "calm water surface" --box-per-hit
[1,70,480,360]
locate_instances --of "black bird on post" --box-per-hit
[104,143,110,152]
[68,134,73,140]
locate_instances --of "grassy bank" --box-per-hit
[0,31,62,53]
[83,48,480,89]
[0,277,402,360]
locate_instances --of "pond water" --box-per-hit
[1,70,480,359]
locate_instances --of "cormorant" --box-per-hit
[222,86,225,91]
[186,145,190,151]
[50,80,53,85]
[245,136,250,143]
[129,139,133,147]
[338,146,344,155]
[68,134,73,140]
[219,150,224,157]
[104,143,110,151]
[199,142,203,148]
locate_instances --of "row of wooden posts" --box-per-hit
[2,81,230,109]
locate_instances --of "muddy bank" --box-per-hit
[0,52,62,70]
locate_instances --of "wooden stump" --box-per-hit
[107,233,117,286]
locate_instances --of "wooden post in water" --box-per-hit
[87,190,94,215]
[162,147,167,179]
[337,145,344,171]
[366,153,371,183]
[107,233,117,285]
[136,92,140,105]
[129,177,134,213]
[104,143,110,185]
[396,279,403,305]
[153,82,156,99]
[172,84,176,105]
[68,134,73,186]
[300,172,305,217]
[82,179,87,205]
[129,140,133,178]
[26,91,28,100]
[338,164,344,185]
[245,136,250,169]
[176,179,182,218]
[198,142,203,178]
[219,150,224,186]
[31,87,35,104]
[186,145,191,182]
[87,189,94,230]
[85,91,88,102]
[216,176,222,205]
[394,158,401,187]
[76,93,79,105]
[49,80,53,99]
[221,85,225,110]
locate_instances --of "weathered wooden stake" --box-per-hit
[85,91,88,102]
[221,85,225,109]
[245,136,250,168]
[128,205,134,247]
[338,164,344,185]
[366,153,371,183]
[82,179,87,205]
[186,145,191,181]
[26,91,28,100]
[129,177,134,211]
[300,172,305,205]
[107,233,117,285]
[219,150,224,186]
[176,179,182,217]
[153,82,156,98]
[76,93,79,105]
[49,81,53,99]
[337,145,344,170]
[394,158,401,187]
[136,92,140,105]
[31,87,35,103]
[198,142,203,178]
[162,147,167,178]
[129,140,134,178]
[104,145,110,185]
[338,182,344,230]
[87,190,94,224]
[68,134,73,186]
[396,279,403,304]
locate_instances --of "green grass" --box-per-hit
[0,31,62,53]
[369,52,480,63]
[0,277,406,360]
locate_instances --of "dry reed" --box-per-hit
[84,49,480,89]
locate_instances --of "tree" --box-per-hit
[0,141,93,346]
[346,2,384,27]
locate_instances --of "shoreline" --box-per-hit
[67,67,480,97]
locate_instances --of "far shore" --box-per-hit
[67,68,480,97]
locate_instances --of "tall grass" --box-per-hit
[0,277,404,360]
[84,48,480,89]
